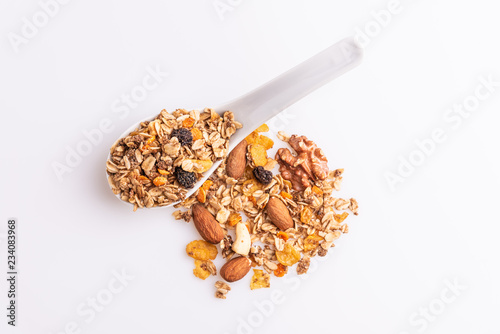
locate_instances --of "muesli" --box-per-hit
[174,125,358,299]
[106,108,242,210]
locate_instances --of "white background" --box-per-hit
[1,0,500,333]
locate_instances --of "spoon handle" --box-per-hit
[217,36,363,149]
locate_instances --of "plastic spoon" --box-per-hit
[107,36,363,207]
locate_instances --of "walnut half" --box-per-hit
[276,135,329,191]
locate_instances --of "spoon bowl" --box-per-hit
[107,37,363,208]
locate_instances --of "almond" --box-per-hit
[192,204,225,244]
[220,256,252,282]
[226,139,247,179]
[266,197,294,230]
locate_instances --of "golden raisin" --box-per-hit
[249,144,268,167]
[191,128,203,141]
[334,212,349,223]
[186,240,218,261]
[153,176,168,186]
[312,186,323,196]
[276,243,300,266]
[303,234,323,252]
[300,207,313,224]
[274,263,288,277]
[182,117,195,128]
[250,269,270,290]
[276,231,289,241]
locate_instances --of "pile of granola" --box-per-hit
[174,124,359,298]
[106,108,241,210]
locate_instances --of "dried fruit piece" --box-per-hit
[300,207,313,224]
[182,117,195,128]
[250,269,270,290]
[171,128,193,146]
[276,231,289,241]
[303,234,323,252]
[274,263,288,277]
[158,169,169,175]
[201,179,213,190]
[312,186,323,196]
[249,144,268,167]
[253,166,273,185]
[255,124,269,133]
[248,195,257,206]
[140,135,156,152]
[276,243,300,266]
[197,188,207,203]
[186,240,218,261]
[228,213,242,227]
[280,191,293,200]
[153,176,168,187]
[193,259,213,280]
[175,167,196,188]
[196,180,213,203]
[191,128,203,141]
[334,212,349,223]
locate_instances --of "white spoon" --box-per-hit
[108,36,363,207]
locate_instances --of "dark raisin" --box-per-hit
[253,166,273,185]
[174,167,196,188]
[171,128,193,146]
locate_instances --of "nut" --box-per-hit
[232,222,251,256]
[226,139,247,179]
[220,256,252,282]
[266,197,294,230]
[276,135,329,191]
[192,204,226,244]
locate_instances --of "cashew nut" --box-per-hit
[232,222,251,256]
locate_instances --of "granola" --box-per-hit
[176,126,359,298]
[106,108,241,210]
